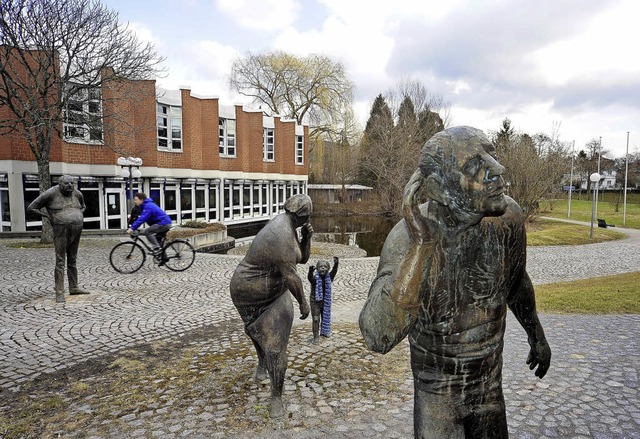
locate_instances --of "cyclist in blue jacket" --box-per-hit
[126,193,172,256]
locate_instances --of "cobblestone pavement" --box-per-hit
[1,228,639,438]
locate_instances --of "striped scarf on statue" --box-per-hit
[314,271,332,336]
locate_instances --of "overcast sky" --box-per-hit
[103,0,639,158]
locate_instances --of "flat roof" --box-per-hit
[307,184,373,190]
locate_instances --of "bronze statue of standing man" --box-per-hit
[28,175,89,303]
[360,127,551,439]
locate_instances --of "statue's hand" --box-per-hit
[299,301,310,320]
[526,340,551,378]
[301,223,313,240]
[403,169,429,243]
[33,208,50,220]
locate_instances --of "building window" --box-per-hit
[195,185,207,221]
[263,128,274,162]
[157,104,182,151]
[0,176,10,231]
[233,181,242,219]
[163,184,179,222]
[271,184,278,213]
[280,184,286,211]
[63,86,103,143]
[296,135,304,165]
[24,177,48,230]
[219,118,236,157]
[261,185,269,215]
[77,181,101,230]
[208,182,219,222]
[243,183,251,217]
[223,181,232,220]
[252,184,260,216]
[180,185,193,222]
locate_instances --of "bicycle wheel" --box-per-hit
[163,239,196,271]
[110,241,146,274]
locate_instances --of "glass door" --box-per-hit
[104,188,125,229]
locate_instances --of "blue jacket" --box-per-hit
[131,198,172,230]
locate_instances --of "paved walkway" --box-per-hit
[0,225,639,438]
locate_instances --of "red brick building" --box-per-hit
[0,80,309,232]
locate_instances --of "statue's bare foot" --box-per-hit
[310,336,319,345]
[269,396,285,418]
[254,365,268,382]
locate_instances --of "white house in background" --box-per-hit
[577,169,618,190]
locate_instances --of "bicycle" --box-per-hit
[109,229,196,274]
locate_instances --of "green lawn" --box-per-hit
[541,196,640,229]
[528,215,638,314]
[535,272,640,314]
[526,219,625,246]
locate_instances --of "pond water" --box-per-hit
[227,215,397,257]
[310,215,397,257]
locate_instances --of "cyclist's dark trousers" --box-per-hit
[142,224,172,249]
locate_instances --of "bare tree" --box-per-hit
[228,50,355,150]
[491,121,570,221]
[0,0,163,241]
[357,79,448,216]
[309,103,360,185]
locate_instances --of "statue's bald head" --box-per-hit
[58,175,75,196]
[419,126,490,182]
[284,194,313,218]
[418,126,507,217]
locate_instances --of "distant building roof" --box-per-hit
[308,184,373,190]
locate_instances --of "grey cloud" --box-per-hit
[553,76,640,111]
[388,0,614,82]
[381,1,629,115]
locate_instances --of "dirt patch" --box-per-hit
[0,319,242,438]
[0,320,411,438]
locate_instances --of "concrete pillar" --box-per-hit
[8,172,26,232]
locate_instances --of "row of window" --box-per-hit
[61,92,304,165]
[218,118,303,165]
[20,176,306,231]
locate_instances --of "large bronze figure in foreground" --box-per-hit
[359,126,551,439]
[28,175,89,303]
[229,194,312,418]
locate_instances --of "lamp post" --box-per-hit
[595,136,602,218]
[589,172,601,239]
[568,140,575,218]
[623,131,630,226]
[339,103,347,204]
[117,156,143,213]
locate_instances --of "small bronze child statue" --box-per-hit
[307,256,339,343]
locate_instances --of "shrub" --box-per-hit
[183,220,214,229]
[168,221,226,239]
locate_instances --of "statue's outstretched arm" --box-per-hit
[329,256,339,280]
